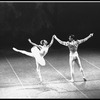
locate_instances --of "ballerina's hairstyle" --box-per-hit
[40,40,48,45]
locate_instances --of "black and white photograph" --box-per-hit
[0,1,100,99]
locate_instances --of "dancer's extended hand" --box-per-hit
[28,38,31,42]
[90,33,94,37]
[13,47,18,52]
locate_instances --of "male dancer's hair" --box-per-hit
[69,34,75,40]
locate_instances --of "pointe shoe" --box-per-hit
[39,78,43,83]
[83,78,87,82]
[69,79,74,83]
[39,80,45,85]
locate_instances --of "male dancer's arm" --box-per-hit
[54,35,69,46]
[77,33,94,44]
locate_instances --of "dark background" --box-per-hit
[0,2,99,51]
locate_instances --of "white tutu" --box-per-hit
[31,46,46,66]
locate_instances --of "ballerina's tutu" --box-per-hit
[31,46,46,66]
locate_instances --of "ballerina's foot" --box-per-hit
[38,80,45,85]
[69,79,74,83]
[83,78,87,82]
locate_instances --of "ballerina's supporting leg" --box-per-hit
[36,61,43,82]
[36,57,46,81]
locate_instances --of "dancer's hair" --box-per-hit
[69,34,75,39]
[40,40,48,45]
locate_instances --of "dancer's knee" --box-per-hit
[38,60,46,66]
[80,67,83,72]
[37,67,40,72]
[41,62,46,66]
[71,68,74,74]
[70,63,74,73]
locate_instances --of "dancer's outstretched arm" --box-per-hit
[28,39,42,49]
[28,39,38,46]
[47,35,54,48]
[54,35,69,46]
[77,33,94,44]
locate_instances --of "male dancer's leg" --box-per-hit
[69,58,75,82]
[76,56,87,81]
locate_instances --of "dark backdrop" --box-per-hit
[0,2,99,51]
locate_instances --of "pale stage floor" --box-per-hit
[0,49,100,98]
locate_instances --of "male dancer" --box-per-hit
[54,33,94,82]
[13,36,54,82]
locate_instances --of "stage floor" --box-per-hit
[0,49,100,98]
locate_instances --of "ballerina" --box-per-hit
[13,35,54,82]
